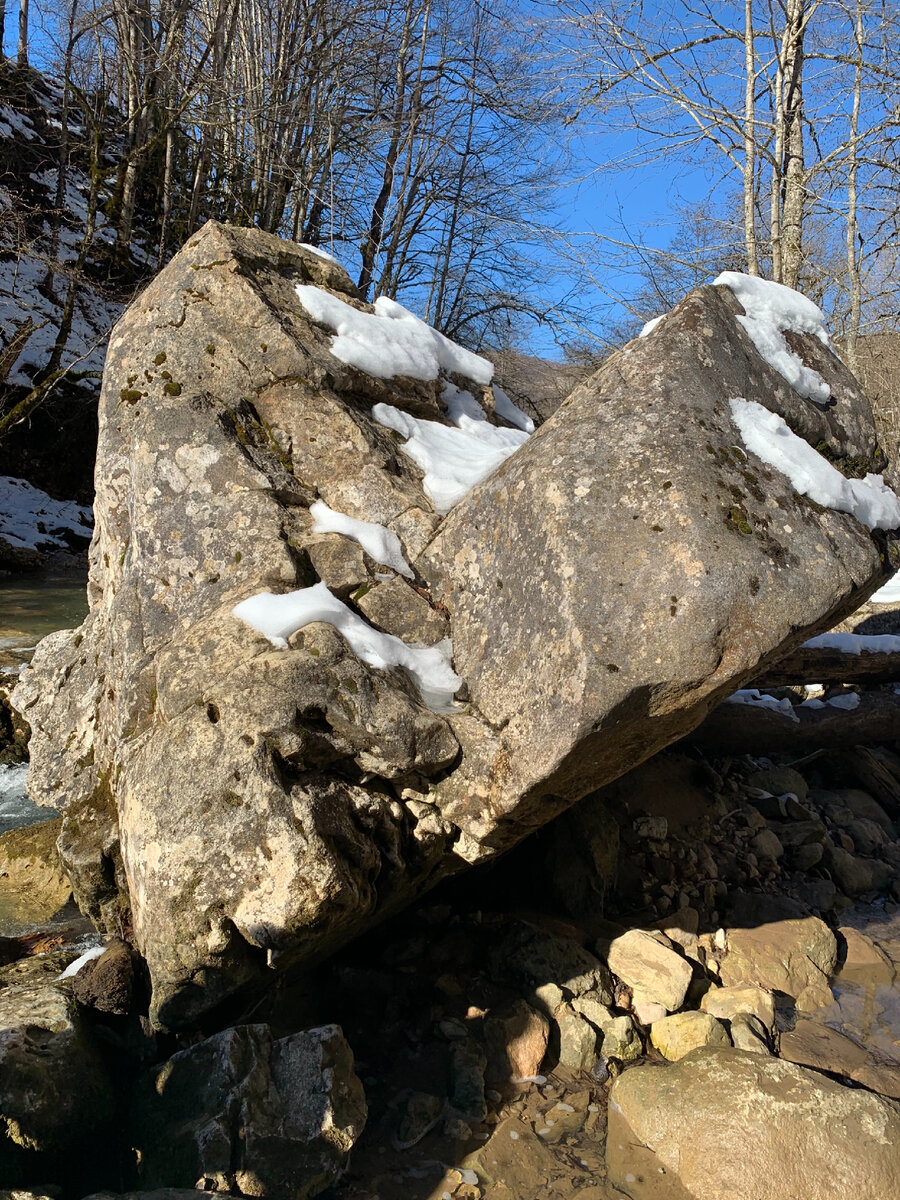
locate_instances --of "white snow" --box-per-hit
[373,400,529,513]
[493,385,535,433]
[639,315,664,338]
[0,476,93,551]
[0,105,36,140]
[729,399,900,531]
[298,242,340,265]
[310,499,413,579]
[233,581,461,712]
[295,285,494,384]
[724,689,799,722]
[801,692,861,711]
[715,272,831,405]
[870,574,900,604]
[803,632,900,655]
[57,944,106,979]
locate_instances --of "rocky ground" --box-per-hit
[1,723,899,1198]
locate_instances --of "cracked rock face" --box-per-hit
[14,223,897,1029]
[131,1022,366,1197]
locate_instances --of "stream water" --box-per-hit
[0,573,88,832]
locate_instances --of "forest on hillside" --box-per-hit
[2,0,900,481]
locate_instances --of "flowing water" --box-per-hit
[0,573,88,832]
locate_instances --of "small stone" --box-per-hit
[700,985,776,1030]
[633,815,667,840]
[357,575,449,644]
[631,994,668,1026]
[795,983,834,1013]
[792,842,824,871]
[606,929,693,1011]
[746,767,809,803]
[484,999,550,1084]
[837,926,894,984]
[750,828,784,860]
[729,1013,771,1054]
[821,845,894,897]
[71,939,135,1015]
[393,1091,444,1149]
[554,1004,599,1073]
[650,1010,730,1060]
[450,1040,487,1122]
[720,917,837,1000]
[305,535,368,598]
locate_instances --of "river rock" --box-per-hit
[700,984,776,1029]
[719,916,837,999]
[484,998,550,1082]
[606,929,693,1012]
[649,1010,730,1060]
[131,1022,365,1196]
[607,1048,900,1199]
[0,817,71,928]
[70,939,136,1015]
[13,224,897,1028]
[0,982,114,1167]
[780,1018,900,1099]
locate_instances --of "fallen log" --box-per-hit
[686,690,900,755]
[753,634,900,688]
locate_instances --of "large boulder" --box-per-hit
[607,1048,900,1199]
[0,981,115,1176]
[13,222,898,1027]
[130,1023,366,1197]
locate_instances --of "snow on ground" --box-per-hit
[233,582,461,712]
[803,632,900,655]
[0,476,93,551]
[0,247,122,387]
[800,693,861,711]
[724,689,800,721]
[729,399,900,531]
[295,284,494,384]
[373,400,529,513]
[310,500,413,578]
[870,575,900,604]
[715,273,831,405]
[0,105,36,140]
[0,118,126,386]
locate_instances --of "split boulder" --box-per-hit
[13,223,898,1028]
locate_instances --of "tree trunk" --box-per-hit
[17,0,28,67]
[743,0,760,275]
[780,0,807,289]
[844,0,863,373]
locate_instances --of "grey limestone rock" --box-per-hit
[13,223,899,1029]
[0,982,114,1167]
[131,1022,365,1197]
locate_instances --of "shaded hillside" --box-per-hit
[0,63,151,503]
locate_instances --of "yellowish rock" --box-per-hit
[700,984,775,1029]
[650,1010,730,1061]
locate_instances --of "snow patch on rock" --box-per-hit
[729,399,900,531]
[233,581,461,712]
[715,272,831,405]
[295,284,493,384]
